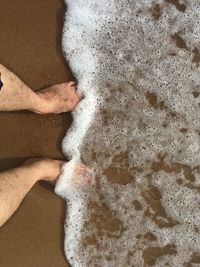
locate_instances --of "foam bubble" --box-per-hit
[55,0,200,266]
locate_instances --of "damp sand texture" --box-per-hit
[55,0,200,266]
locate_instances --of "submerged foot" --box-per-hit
[55,160,94,195]
[69,162,94,188]
[33,81,80,114]
[22,159,93,188]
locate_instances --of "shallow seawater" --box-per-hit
[55,0,200,266]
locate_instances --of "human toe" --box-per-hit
[66,81,76,87]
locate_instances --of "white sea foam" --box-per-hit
[55,0,200,266]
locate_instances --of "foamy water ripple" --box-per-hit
[55,0,200,266]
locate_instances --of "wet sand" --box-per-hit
[0,0,71,266]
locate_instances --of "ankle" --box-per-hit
[14,165,40,185]
[28,91,47,114]
[22,159,65,183]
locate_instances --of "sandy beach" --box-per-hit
[1,0,200,266]
[0,0,71,266]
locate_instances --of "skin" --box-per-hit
[0,64,91,227]
[0,64,80,113]
[0,159,64,227]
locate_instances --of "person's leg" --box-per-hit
[0,159,93,227]
[0,64,86,227]
[0,159,65,227]
[0,64,80,113]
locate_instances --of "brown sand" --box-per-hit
[0,0,71,266]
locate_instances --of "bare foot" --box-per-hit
[68,162,93,188]
[55,159,94,195]
[22,158,66,183]
[33,81,80,114]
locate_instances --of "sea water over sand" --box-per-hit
[55,0,200,266]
